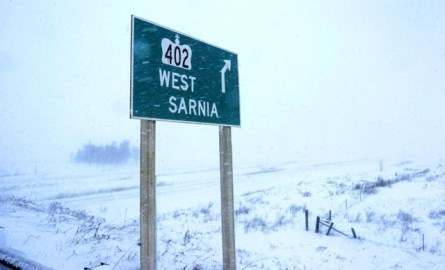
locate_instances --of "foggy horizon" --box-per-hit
[1,1,445,175]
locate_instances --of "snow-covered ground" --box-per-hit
[1,158,445,269]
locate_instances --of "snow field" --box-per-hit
[0,159,445,269]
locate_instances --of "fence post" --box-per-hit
[315,216,320,233]
[351,228,357,239]
[326,222,334,236]
[305,209,309,231]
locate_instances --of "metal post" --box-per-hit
[305,209,309,231]
[140,120,156,270]
[219,126,236,270]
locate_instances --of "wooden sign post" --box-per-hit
[219,126,236,269]
[140,120,156,270]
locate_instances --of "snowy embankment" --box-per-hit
[1,158,445,269]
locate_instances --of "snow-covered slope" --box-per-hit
[1,158,444,269]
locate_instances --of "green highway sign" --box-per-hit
[130,16,240,126]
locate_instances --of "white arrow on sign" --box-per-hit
[220,60,231,94]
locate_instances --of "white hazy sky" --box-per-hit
[1,0,445,174]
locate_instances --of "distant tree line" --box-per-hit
[74,140,138,165]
